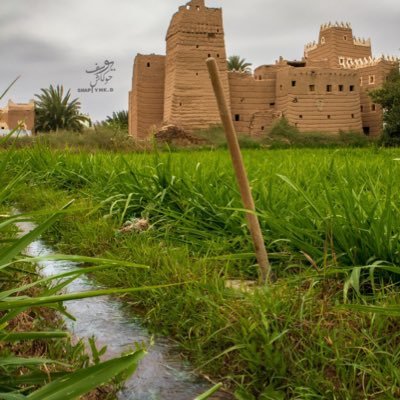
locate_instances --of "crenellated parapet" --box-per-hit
[353,37,371,47]
[320,21,351,31]
[342,55,399,69]
[304,41,318,55]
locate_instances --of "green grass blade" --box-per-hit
[194,383,223,400]
[26,350,145,400]
[0,332,69,341]
[0,282,187,311]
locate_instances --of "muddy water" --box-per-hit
[17,220,224,400]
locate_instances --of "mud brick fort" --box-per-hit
[129,0,399,139]
[0,100,35,133]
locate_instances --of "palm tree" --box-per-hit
[227,55,252,73]
[35,85,91,132]
[104,110,129,131]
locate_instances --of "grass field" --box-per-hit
[4,145,400,399]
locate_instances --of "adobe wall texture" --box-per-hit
[276,67,362,133]
[357,60,397,136]
[229,72,275,135]
[129,55,165,139]
[163,0,229,131]
[129,5,399,139]
[0,100,35,132]
[305,23,372,68]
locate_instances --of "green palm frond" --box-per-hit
[34,85,91,133]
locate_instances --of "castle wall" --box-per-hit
[163,0,230,131]
[358,61,398,136]
[276,67,362,133]
[129,54,165,139]
[128,3,398,141]
[305,24,372,68]
[228,72,276,135]
[0,100,35,132]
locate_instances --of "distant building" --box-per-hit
[0,100,35,135]
[129,0,399,139]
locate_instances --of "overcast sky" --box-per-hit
[1,0,399,122]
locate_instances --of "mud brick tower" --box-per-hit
[164,0,229,130]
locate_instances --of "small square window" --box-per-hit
[327,115,331,119]
[338,84,344,92]
[309,84,315,92]
[349,85,355,92]
[369,75,375,84]
[235,114,240,121]
[351,114,355,118]
[291,80,296,87]
[326,85,332,92]
[371,104,376,111]
[299,115,303,119]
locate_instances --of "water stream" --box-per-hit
[17,220,225,400]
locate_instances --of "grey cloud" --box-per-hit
[0,36,70,64]
[0,0,399,121]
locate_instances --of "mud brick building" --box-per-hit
[0,100,35,133]
[129,0,399,139]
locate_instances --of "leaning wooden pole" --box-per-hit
[206,57,271,284]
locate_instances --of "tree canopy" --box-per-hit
[227,55,252,73]
[369,68,400,144]
[35,85,90,133]
[104,110,129,131]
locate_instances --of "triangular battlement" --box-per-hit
[320,21,352,31]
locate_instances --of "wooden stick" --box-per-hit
[206,57,271,284]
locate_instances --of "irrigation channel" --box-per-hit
[17,219,229,400]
